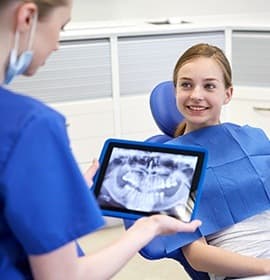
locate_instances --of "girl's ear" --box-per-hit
[15,2,37,33]
[223,86,233,105]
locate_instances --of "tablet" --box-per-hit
[92,138,207,222]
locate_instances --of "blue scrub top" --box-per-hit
[0,86,105,279]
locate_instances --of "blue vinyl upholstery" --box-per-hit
[124,81,209,280]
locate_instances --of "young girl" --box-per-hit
[169,43,270,279]
[0,1,201,279]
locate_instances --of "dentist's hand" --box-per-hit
[133,215,202,236]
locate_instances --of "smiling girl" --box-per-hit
[169,43,270,279]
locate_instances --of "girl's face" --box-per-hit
[175,57,232,134]
[25,1,72,76]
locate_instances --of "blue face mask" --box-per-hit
[4,50,33,84]
[4,13,37,85]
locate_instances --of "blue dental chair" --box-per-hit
[124,81,209,280]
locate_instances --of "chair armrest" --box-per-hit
[123,219,210,280]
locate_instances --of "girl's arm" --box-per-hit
[182,237,270,278]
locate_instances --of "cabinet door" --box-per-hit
[228,98,270,138]
[120,95,160,141]
[118,31,225,97]
[118,31,225,139]
[7,38,113,167]
[230,32,270,138]
[53,99,115,168]
[232,31,270,87]
[7,38,112,103]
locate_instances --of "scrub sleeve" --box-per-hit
[1,106,104,254]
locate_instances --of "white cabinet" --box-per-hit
[227,87,270,138]
[228,31,270,137]
[52,99,115,171]
[228,98,270,137]
[8,38,113,170]
[119,95,159,141]
[118,31,226,142]
[8,39,112,103]
[232,31,270,87]
[7,26,270,168]
[118,31,225,97]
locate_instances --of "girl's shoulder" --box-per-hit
[223,122,269,141]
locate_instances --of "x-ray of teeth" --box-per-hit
[97,147,198,221]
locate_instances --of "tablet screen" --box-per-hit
[93,139,207,222]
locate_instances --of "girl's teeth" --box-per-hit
[189,106,205,111]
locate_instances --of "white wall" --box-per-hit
[71,0,270,22]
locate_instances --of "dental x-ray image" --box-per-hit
[95,142,202,222]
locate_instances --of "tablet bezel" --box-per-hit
[92,138,207,221]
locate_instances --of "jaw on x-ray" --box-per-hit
[97,147,197,221]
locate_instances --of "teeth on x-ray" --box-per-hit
[98,148,198,220]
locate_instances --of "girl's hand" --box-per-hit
[84,159,99,187]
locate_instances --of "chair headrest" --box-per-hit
[149,81,184,137]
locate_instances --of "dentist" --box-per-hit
[0,1,201,279]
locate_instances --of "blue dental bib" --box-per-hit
[164,123,270,253]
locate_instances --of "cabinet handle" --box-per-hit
[253,106,270,112]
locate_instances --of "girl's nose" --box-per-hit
[190,86,203,100]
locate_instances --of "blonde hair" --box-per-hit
[0,0,68,18]
[173,43,232,137]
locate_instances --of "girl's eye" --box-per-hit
[205,83,216,90]
[180,82,192,89]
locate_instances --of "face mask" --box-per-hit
[4,12,37,84]
[4,50,34,84]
